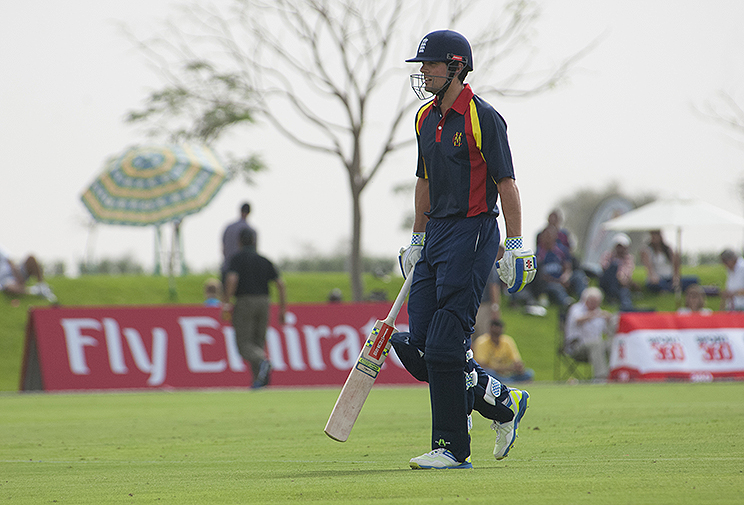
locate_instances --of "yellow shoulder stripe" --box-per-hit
[469,100,482,151]
[415,102,433,135]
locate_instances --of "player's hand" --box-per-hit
[496,236,536,294]
[398,232,425,278]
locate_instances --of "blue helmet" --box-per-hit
[406,30,473,72]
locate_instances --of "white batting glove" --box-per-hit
[497,236,536,294]
[398,232,425,278]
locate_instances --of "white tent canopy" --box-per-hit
[603,196,744,232]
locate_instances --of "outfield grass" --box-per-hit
[1,268,741,503]
[1,382,743,504]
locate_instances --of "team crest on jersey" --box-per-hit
[453,131,463,147]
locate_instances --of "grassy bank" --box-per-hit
[0,265,728,391]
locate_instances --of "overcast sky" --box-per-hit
[2,0,744,277]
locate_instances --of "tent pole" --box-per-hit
[154,225,162,276]
[674,227,682,309]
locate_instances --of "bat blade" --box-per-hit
[323,319,396,442]
[324,270,413,442]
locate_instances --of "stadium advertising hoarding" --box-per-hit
[610,312,744,382]
[21,304,419,391]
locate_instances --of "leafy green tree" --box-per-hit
[126,60,264,184]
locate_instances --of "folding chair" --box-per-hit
[553,309,592,381]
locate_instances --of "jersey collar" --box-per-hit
[433,83,474,115]
[449,83,474,115]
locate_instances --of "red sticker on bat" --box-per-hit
[369,323,395,360]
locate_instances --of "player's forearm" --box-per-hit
[413,177,430,232]
[497,177,522,238]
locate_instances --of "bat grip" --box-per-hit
[383,267,414,326]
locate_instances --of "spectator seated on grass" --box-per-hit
[599,233,638,311]
[677,284,712,315]
[0,244,56,303]
[564,287,615,380]
[203,278,222,307]
[719,248,744,311]
[531,226,587,311]
[640,230,699,294]
[472,318,535,383]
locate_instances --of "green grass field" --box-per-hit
[2,382,743,504]
[1,268,742,503]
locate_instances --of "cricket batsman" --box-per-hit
[391,30,536,469]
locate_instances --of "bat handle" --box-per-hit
[383,267,414,326]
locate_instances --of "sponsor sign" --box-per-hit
[609,312,744,382]
[21,304,419,391]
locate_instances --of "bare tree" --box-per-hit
[127,0,594,300]
[699,91,744,146]
[697,90,744,210]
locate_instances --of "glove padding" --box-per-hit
[399,245,422,279]
[497,247,537,294]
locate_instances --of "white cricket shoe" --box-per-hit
[492,388,530,460]
[409,449,473,469]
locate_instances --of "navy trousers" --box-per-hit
[406,214,500,462]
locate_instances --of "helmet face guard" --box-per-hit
[408,60,465,100]
[406,30,473,100]
[409,73,429,100]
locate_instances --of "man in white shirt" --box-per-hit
[564,287,614,379]
[720,249,744,311]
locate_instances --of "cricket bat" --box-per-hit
[324,271,414,442]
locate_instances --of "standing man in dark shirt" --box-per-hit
[221,202,258,286]
[222,228,286,388]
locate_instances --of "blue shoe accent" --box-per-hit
[409,449,473,469]
[494,389,530,460]
[503,389,529,458]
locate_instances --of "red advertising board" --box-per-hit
[609,311,744,382]
[21,304,420,391]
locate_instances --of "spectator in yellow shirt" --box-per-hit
[473,319,534,383]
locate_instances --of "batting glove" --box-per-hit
[497,236,537,294]
[398,232,425,278]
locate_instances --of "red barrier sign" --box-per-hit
[21,304,419,391]
[610,312,744,382]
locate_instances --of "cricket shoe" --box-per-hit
[409,449,473,469]
[492,388,530,460]
[252,359,272,388]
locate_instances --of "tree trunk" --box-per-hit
[350,188,364,301]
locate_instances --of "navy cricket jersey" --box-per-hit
[414,84,515,219]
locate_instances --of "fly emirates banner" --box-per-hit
[21,304,420,391]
